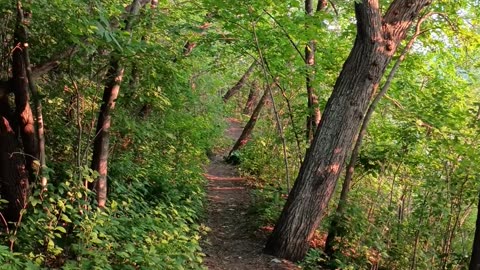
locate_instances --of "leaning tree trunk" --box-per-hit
[243,81,260,114]
[222,61,256,102]
[90,0,141,208]
[264,0,431,261]
[228,87,270,156]
[325,15,425,255]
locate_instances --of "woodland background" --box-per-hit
[0,0,479,269]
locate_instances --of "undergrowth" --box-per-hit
[0,82,223,269]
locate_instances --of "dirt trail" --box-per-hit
[202,118,298,270]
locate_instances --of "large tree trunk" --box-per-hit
[228,87,270,156]
[325,17,424,255]
[0,111,29,223]
[90,0,141,208]
[264,0,431,261]
[222,61,256,102]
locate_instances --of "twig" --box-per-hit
[252,22,291,191]
[263,10,306,63]
[327,0,338,16]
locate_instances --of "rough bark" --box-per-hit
[324,15,424,255]
[12,1,37,178]
[264,0,431,261]
[24,45,47,187]
[0,115,29,223]
[222,61,256,102]
[91,60,124,208]
[242,81,260,115]
[16,1,48,188]
[228,87,270,156]
[90,0,141,208]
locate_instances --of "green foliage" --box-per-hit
[0,0,233,268]
[1,0,480,269]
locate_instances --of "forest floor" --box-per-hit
[201,118,299,270]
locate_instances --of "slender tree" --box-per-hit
[264,0,432,261]
[243,81,260,115]
[222,61,256,102]
[228,85,271,157]
[91,0,144,207]
[304,0,326,142]
[12,1,37,178]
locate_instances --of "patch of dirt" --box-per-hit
[201,118,298,270]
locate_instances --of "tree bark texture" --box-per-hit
[243,81,260,115]
[17,0,48,188]
[264,0,431,261]
[229,87,270,156]
[0,115,29,223]
[12,3,38,178]
[90,0,141,207]
[91,60,124,208]
[222,61,256,102]
[325,17,423,255]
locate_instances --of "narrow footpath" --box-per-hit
[202,118,298,270]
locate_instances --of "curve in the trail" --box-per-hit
[201,118,298,270]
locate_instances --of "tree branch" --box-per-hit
[31,46,77,79]
[263,10,306,63]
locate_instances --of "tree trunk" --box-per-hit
[90,0,141,208]
[0,114,29,223]
[264,0,431,261]
[16,1,48,188]
[243,81,259,115]
[91,60,124,208]
[470,196,480,270]
[12,2,37,178]
[304,0,324,142]
[325,18,423,254]
[222,61,256,102]
[228,87,270,156]
[305,40,318,142]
